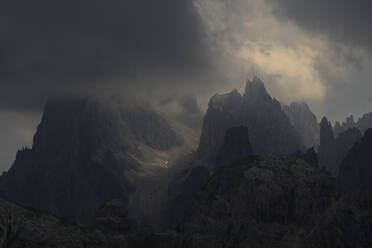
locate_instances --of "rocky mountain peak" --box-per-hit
[0,97,184,223]
[346,115,356,126]
[334,112,372,137]
[283,101,319,148]
[244,76,271,102]
[320,117,335,143]
[319,116,361,176]
[198,77,304,160]
[357,112,372,134]
[208,89,242,113]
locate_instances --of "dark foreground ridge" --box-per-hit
[1,156,372,248]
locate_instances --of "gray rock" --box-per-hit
[338,128,372,192]
[0,98,184,223]
[181,156,337,248]
[283,101,320,148]
[319,117,361,176]
[198,77,304,163]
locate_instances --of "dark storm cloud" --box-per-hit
[0,0,212,110]
[267,0,372,51]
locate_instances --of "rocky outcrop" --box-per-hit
[283,101,319,148]
[197,89,242,161]
[181,156,338,248]
[163,125,252,231]
[216,125,253,169]
[198,77,304,161]
[334,121,343,136]
[0,98,184,223]
[333,115,356,137]
[319,117,337,174]
[318,117,361,176]
[334,112,372,137]
[334,127,362,169]
[241,77,304,154]
[338,128,372,192]
[357,112,372,134]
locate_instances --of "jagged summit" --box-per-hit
[244,76,271,101]
[198,77,304,161]
[333,112,372,136]
[358,112,372,133]
[0,97,185,222]
[208,89,242,112]
[245,76,265,90]
[289,101,310,108]
[319,116,362,176]
[283,101,319,148]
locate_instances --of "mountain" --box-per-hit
[181,156,335,247]
[338,128,372,192]
[318,117,361,176]
[319,117,336,172]
[198,77,304,163]
[216,125,253,169]
[283,101,319,148]
[2,155,372,248]
[181,156,372,248]
[163,125,253,230]
[0,98,185,222]
[197,88,242,162]
[334,112,372,137]
[357,112,372,134]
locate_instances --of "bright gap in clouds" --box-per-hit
[195,0,369,121]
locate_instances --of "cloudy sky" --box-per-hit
[1,0,372,171]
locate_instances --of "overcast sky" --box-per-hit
[1,0,372,171]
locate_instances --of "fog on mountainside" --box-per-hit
[2,0,372,247]
[1,75,372,247]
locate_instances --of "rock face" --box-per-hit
[338,128,372,192]
[181,156,338,248]
[181,156,372,248]
[318,117,361,176]
[283,101,319,148]
[216,125,253,169]
[198,77,304,162]
[163,126,252,231]
[197,89,242,161]
[334,112,372,137]
[334,115,357,137]
[357,112,372,134]
[0,98,184,222]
